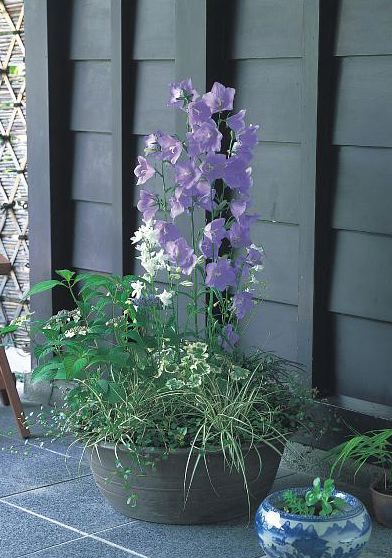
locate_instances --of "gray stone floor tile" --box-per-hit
[27,434,87,461]
[4,475,135,534]
[18,536,140,558]
[98,520,262,558]
[0,501,78,558]
[0,404,42,439]
[0,441,89,497]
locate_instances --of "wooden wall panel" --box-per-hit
[231,0,303,59]
[70,0,111,60]
[253,222,299,305]
[333,56,392,148]
[70,61,111,132]
[71,132,112,203]
[329,231,392,323]
[332,314,392,406]
[133,0,175,60]
[131,61,175,135]
[252,142,300,225]
[241,300,298,361]
[232,59,302,143]
[335,0,392,57]
[332,146,392,235]
[72,201,112,273]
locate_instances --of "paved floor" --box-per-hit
[0,404,390,557]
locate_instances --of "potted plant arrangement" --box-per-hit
[332,429,392,528]
[8,79,317,525]
[255,477,372,558]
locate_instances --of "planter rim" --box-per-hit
[370,479,392,497]
[92,440,283,456]
[259,487,365,523]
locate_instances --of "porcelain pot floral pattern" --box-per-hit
[255,488,371,558]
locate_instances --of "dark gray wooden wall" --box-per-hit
[25,0,392,412]
[326,0,392,407]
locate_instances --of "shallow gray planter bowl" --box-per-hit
[89,443,281,524]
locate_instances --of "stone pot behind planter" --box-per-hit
[371,480,392,528]
[255,488,372,558]
[89,442,281,524]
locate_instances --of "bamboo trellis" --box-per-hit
[0,0,29,351]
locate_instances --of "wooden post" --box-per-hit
[0,253,30,438]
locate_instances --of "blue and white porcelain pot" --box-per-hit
[255,488,372,558]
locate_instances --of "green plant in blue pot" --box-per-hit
[255,477,371,558]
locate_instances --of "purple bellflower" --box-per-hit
[134,156,155,185]
[203,82,235,113]
[188,100,212,129]
[223,156,253,194]
[175,160,201,189]
[168,78,199,110]
[227,110,246,134]
[165,237,197,275]
[205,258,236,291]
[232,292,253,320]
[187,120,222,157]
[137,189,159,222]
[201,153,226,182]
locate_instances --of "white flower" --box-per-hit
[131,280,144,299]
[131,221,159,246]
[157,289,173,308]
[64,329,76,338]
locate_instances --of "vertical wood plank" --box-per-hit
[297,0,320,381]
[175,0,207,136]
[25,0,53,318]
[111,0,133,275]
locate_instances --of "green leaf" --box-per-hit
[320,500,332,516]
[72,357,88,378]
[55,269,75,282]
[0,324,18,336]
[31,361,63,383]
[305,491,318,506]
[97,379,109,393]
[23,280,64,300]
[107,382,127,403]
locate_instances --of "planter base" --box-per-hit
[89,443,281,524]
[371,482,392,528]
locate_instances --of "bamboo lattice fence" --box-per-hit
[0,0,29,351]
